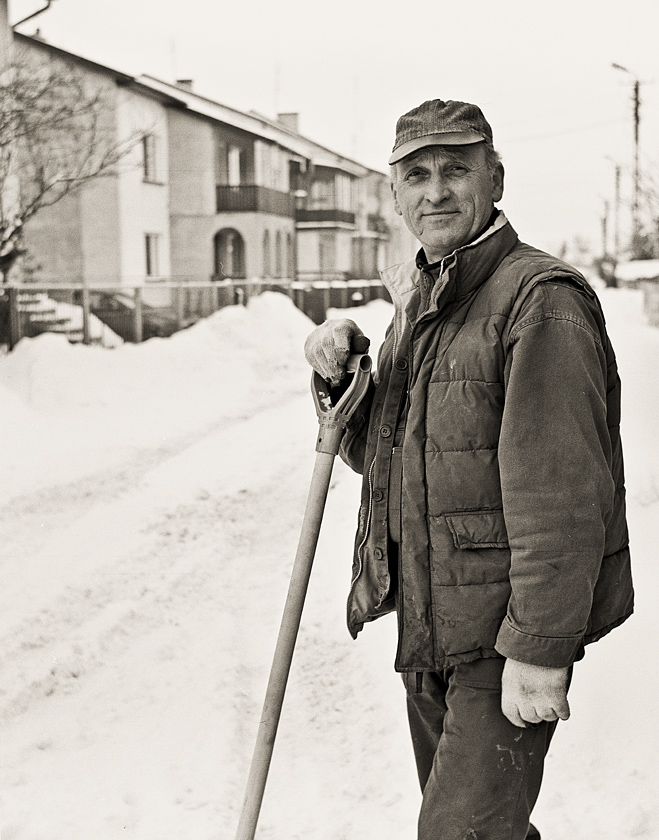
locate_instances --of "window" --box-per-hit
[142,134,159,183]
[263,230,271,277]
[228,146,242,186]
[286,232,294,279]
[275,230,282,278]
[318,231,336,277]
[145,233,161,278]
[310,178,333,210]
[214,137,227,185]
[214,229,245,279]
[336,174,353,211]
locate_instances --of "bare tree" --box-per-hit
[0,47,141,281]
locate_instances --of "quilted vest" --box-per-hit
[343,217,632,671]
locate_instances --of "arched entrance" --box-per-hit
[213,228,245,279]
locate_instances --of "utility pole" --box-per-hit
[612,63,643,254]
[613,161,621,262]
[631,77,640,244]
[601,200,609,259]
[605,157,622,263]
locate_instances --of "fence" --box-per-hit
[0,278,391,351]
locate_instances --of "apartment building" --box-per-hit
[15,33,414,291]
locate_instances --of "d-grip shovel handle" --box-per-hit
[233,337,372,840]
[312,349,372,456]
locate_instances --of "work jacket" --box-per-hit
[340,211,633,671]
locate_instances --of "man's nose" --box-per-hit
[424,174,451,204]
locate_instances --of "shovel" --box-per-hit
[234,339,372,840]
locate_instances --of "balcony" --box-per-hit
[294,208,356,226]
[216,185,295,217]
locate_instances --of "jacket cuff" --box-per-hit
[495,618,583,667]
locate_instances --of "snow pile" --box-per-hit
[0,289,657,840]
[0,291,313,500]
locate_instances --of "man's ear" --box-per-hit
[390,178,403,216]
[492,163,505,203]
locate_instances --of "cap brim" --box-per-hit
[388,131,485,165]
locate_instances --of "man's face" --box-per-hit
[391,144,504,262]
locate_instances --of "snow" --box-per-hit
[0,289,657,839]
[616,260,659,284]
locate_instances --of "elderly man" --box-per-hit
[304,99,633,840]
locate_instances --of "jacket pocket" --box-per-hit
[445,509,509,550]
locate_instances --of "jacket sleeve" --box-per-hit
[495,280,616,667]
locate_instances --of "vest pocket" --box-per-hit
[445,510,509,550]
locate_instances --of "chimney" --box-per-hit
[176,79,194,91]
[278,112,299,133]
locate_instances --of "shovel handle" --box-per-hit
[234,350,372,840]
[234,449,335,840]
[312,352,373,455]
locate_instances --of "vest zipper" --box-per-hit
[352,455,376,584]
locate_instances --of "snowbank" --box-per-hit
[0,292,313,500]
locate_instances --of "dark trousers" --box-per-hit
[403,658,558,840]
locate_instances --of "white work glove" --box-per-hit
[304,319,369,387]
[501,658,570,729]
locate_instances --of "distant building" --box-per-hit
[15,33,415,290]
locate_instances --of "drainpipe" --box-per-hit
[1,0,11,65]
[12,0,55,29]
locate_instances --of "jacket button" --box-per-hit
[395,358,408,370]
[380,425,392,438]
[372,489,384,502]
[373,547,383,560]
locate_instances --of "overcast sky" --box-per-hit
[10,0,659,256]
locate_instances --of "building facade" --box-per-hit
[15,33,415,293]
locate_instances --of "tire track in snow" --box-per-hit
[0,382,308,569]
[0,395,316,727]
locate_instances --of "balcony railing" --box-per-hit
[294,208,356,226]
[215,185,295,217]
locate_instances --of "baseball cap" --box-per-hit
[389,99,494,165]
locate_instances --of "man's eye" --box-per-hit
[405,169,423,180]
[447,165,468,175]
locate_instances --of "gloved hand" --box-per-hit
[304,319,369,386]
[501,658,570,728]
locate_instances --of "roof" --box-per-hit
[13,32,382,178]
[138,75,376,177]
[13,32,185,108]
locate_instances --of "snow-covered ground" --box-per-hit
[0,289,657,840]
